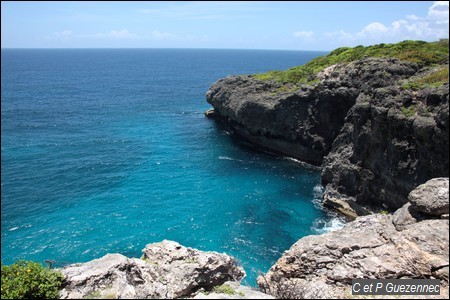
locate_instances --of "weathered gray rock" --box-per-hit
[392,202,418,230]
[60,240,246,299]
[141,240,245,297]
[321,83,449,211]
[409,177,449,216]
[257,214,449,299]
[193,281,274,299]
[322,188,372,220]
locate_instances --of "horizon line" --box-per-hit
[1,47,330,52]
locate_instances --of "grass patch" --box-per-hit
[212,285,235,295]
[403,67,449,90]
[184,258,197,264]
[269,85,299,96]
[83,290,101,299]
[254,39,449,84]
[416,67,448,87]
[401,105,416,117]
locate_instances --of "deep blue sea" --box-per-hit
[1,48,344,285]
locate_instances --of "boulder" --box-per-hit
[409,177,449,216]
[60,240,245,299]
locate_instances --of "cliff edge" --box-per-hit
[206,40,449,216]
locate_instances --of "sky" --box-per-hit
[1,1,449,50]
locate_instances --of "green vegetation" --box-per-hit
[401,105,417,117]
[254,39,449,84]
[212,284,236,295]
[183,258,198,264]
[82,289,117,299]
[403,66,449,90]
[1,260,64,299]
[83,290,101,299]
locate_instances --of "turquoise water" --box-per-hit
[1,49,342,285]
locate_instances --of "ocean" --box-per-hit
[1,48,344,285]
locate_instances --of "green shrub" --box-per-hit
[417,67,449,86]
[254,39,449,84]
[1,260,64,299]
[213,284,235,295]
[401,105,416,117]
[403,67,449,90]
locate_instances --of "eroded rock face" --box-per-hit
[321,83,449,211]
[59,240,245,299]
[206,57,449,212]
[257,180,450,299]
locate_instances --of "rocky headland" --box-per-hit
[206,40,449,218]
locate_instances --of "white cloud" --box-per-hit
[326,1,448,45]
[54,30,73,37]
[428,1,449,21]
[107,29,137,39]
[293,31,314,39]
[406,14,420,21]
[325,30,354,42]
[78,29,138,40]
[359,22,389,34]
[150,30,176,40]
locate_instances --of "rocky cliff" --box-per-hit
[206,41,449,216]
[257,178,449,299]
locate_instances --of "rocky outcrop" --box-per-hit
[257,178,449,299]
[409,177,449,216]
[59,240,247,299]
[206,57,449,213]
[321,81,449,213]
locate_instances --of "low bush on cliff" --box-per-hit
[1,260,64,299]
[403,66,449,90]
[254,39,449,84]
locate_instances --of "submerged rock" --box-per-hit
[59,240,246,299]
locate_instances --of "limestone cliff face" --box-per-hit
[206,57,449,213]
